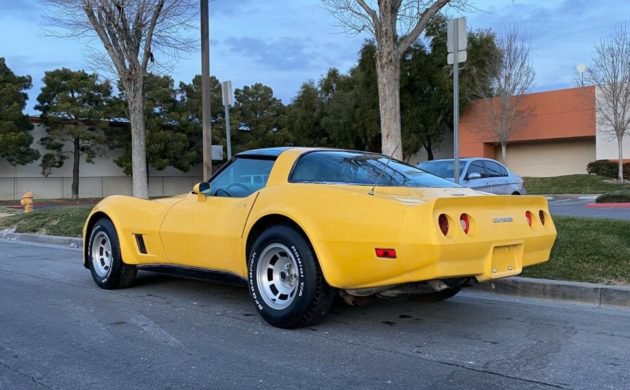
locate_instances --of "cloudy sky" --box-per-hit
[2,0,630,113]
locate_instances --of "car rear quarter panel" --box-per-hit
[244,184,412,288]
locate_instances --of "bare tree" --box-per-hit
[473,27,534,164]
[322,0,469,160]
[44,0,195,198]
[578,25,630,182]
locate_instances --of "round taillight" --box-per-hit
[525,211,533,227]
[539,210,545,225]
[439,214,449,236]
[460,214,470,234]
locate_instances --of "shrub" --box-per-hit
[586,160,630,178]
[596,190,630,203]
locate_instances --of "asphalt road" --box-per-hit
[1,241,629,389]
[548,198,630,220]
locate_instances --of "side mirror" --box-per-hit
[467,172,482,180]
[192,182,210,202]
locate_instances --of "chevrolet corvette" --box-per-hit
[83,147,556,328]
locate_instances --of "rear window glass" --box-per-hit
[291,151,459,188]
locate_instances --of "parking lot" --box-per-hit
[548,198,630,220]
[1,240,629,389]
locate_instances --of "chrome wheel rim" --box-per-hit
[256,243,299,310]
[91,231,113,278]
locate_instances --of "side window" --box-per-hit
[485,161,507,177]
[208,158,275,197]
[467,161,486,178]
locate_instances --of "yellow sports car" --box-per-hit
[83,147,556,328]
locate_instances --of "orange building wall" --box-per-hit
[459,86,596,159]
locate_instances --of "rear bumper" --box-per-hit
[321,233,554,289]
[318,195,556,289]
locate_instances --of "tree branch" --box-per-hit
[397,0,450,56]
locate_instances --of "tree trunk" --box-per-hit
[618,136,624,182]
[71,137,80,201]
[376,51,402,160]
[501,142,507,165]
[425,137,434,160]
[127,79,149,199]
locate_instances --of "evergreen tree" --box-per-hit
[110,74,204,174]
[232,83,290,151]
[35,68,111,199]
[0,58,40,166]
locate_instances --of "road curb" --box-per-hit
[474,276,630,308]
[586,202,630,208]
[0,231,82,250]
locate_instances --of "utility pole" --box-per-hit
[200,0,212,180]
[447,17,467,184]
[222,80,233,159]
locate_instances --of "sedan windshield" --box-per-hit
[291,151,460,188]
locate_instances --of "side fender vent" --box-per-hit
[134,234,147,254]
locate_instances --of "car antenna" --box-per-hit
[368,144,399,196]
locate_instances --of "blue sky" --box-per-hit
[2,0,630,113]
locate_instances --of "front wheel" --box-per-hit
[87,218,136,289]
[248,225,334,328]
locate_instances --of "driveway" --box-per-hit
[1,241,630,389]
[548,197,630,220]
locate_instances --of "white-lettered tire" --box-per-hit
[248,225,334,328]
[87,218,136,289]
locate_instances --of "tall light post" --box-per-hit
[200,0,212,181]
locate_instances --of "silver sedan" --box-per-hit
[417,158,527,195]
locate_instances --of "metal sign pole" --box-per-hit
[453,21,460,184]
[448,17,466,184]
[221,80,233,159]
[224,103,232,159]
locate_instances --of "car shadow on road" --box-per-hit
[129,270,493,333]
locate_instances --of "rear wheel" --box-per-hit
[248,225,334,328]
[87,218,136,289]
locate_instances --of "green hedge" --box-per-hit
[596,190,630,203]
[586,159,630,178]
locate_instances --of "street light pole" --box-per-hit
[200,0,212,181]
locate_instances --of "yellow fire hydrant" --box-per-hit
[20,192,34,213]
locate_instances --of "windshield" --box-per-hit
[291,151,460,188]
[417,160,463,179]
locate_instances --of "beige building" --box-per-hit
[0,119,208,200]
[458,86,630,177]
